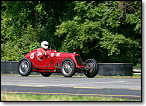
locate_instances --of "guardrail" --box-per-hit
[1,61,139,76]
[133,68,141,74]
[1,61,18,74]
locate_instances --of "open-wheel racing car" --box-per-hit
[18,48,98,78]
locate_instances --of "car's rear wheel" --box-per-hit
[84,59,98,78]
[18,58,32,76]
[40,72,52,77]
[61,58,76,77]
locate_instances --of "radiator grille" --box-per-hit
[75,56,83,66]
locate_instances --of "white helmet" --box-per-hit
[41,41,49,49]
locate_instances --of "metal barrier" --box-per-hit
[98,63,133,76]
[133,67,141,74]
[1,61,134,76]
[1,61,19,74]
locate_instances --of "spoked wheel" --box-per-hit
[40,72,52,77]
[18,58,32,76]
[84,59,98,78]
[61,58,76,77]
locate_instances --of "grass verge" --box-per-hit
[1,93,141,101]
[94,74,141,78]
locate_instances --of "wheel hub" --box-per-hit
[63,62,72,74]
[85,62,95,73]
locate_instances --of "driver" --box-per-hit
[37,41,49,59]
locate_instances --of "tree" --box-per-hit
[55,1,141,65]
[1,1,141,67]
[1,1,70,61]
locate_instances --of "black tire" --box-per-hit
[40,72,52,77]
[18,58,32,76]
[61,58,76,77]
[84,59,98,78]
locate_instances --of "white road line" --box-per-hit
[1,81,126,87]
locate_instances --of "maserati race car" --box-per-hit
[18,49,98,78]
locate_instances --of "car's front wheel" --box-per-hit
[84,59,98,78]
[61,58,76,77]
[18,58,32,76]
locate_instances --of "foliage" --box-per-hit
[1,25,40,61]
[55,1,141,64]
[1,1,141,66]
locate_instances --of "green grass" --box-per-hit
[73,74,141,78]
[94,74,141,78]
[1,93,141,101]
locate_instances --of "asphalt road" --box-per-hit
[1,75,141,99]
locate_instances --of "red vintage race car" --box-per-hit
[18,49,98,78]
